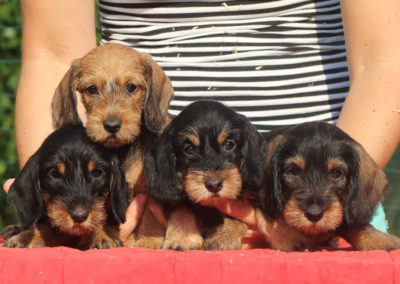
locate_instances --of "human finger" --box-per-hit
[3,179,14,194]
[212,198,258,229]
[119,193,148,242]
[241,229,269,249]
[148,201,168,228]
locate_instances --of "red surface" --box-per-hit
[1,238,400,284]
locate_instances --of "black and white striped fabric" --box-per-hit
[99,0,349,132]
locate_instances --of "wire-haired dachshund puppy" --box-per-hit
[51,43,174,248]
[257,121,400,251]
[3,125,129,250]
[144,100,266,250]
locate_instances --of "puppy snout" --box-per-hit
[70,206,90,223]
[304,205,324,223]
[103,117,122,133]
[205,177,223,193]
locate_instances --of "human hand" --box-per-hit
[3,179,14,193]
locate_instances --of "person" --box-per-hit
[4,0,400,246]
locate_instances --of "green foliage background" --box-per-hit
[1,1,400,236]
[0,0,21,229]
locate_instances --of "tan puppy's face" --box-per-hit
[75,46,148,147]
[52,44,174,148]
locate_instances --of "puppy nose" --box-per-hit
[103,117,122,133]
[205,177,223,193]
[305,206,324,223]
[70,207,89,223]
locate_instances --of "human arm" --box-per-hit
[337,0,400,168]
[16,0,97,167]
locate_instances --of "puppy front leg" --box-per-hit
[131,204,165,249]
[89,225,122,249]
[3,224,51,248]
[0,224,22,240]
[341,224,400,251]
[202,217,247,250]
[162,206,203,251]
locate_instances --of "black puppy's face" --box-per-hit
[261,122,387,235]
[278,138,352,235]
[145,100,266,205]
[7,125,128,235]
[39,145,113,236]
[174,121,244,205]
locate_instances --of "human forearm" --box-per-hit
[337,65,400,169]
[338,0,400,168]
[16,0,97,167]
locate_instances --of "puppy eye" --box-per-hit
[330,168,344,179]
[126,83,138,94]
[91,168,104,178]
[183,144,195,156]
[86,85,99,95]
[223,140,236,152]
[94,191,105,197]
[284,164,301,176]
[49,169,62,179]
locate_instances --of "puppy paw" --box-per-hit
[343,224,400,252]
[362,233,400,252]
[202,236,242,250]
[3,229,45,248]
[202,218,247,250]
[0,225,22,240]
[382,236,400,251]
[162,206,203,251]
[162,234,203,251]
[90,235,122,249]
[89,226,123,249]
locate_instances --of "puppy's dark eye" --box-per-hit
[183,144,195,156]
[330,168,344,179]
[49,169,62,179]
[91,168,104,178]
[284,164,301,176]
[86,85,99,95]
[223,140,236,152]
[126,83,138,94]
[94,191,106,197]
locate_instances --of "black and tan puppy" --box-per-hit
[144,100,266,250]
[258,121,400,251]
[51,43,174,248]
[3,125,129,250]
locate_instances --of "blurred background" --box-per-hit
[1,1,400,235]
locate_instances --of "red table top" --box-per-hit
[1,236,399,284]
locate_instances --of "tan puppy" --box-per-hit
[51,43,174,248]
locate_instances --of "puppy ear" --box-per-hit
[51,59,82,128]
[259,134,286,218]
[142,53,174,133]
[144,133,183,203]
[344,143,388,226]
[109,156,129,224]
[240,122,267,191]
[7,154,43,229]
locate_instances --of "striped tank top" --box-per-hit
[99,0,349,132]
